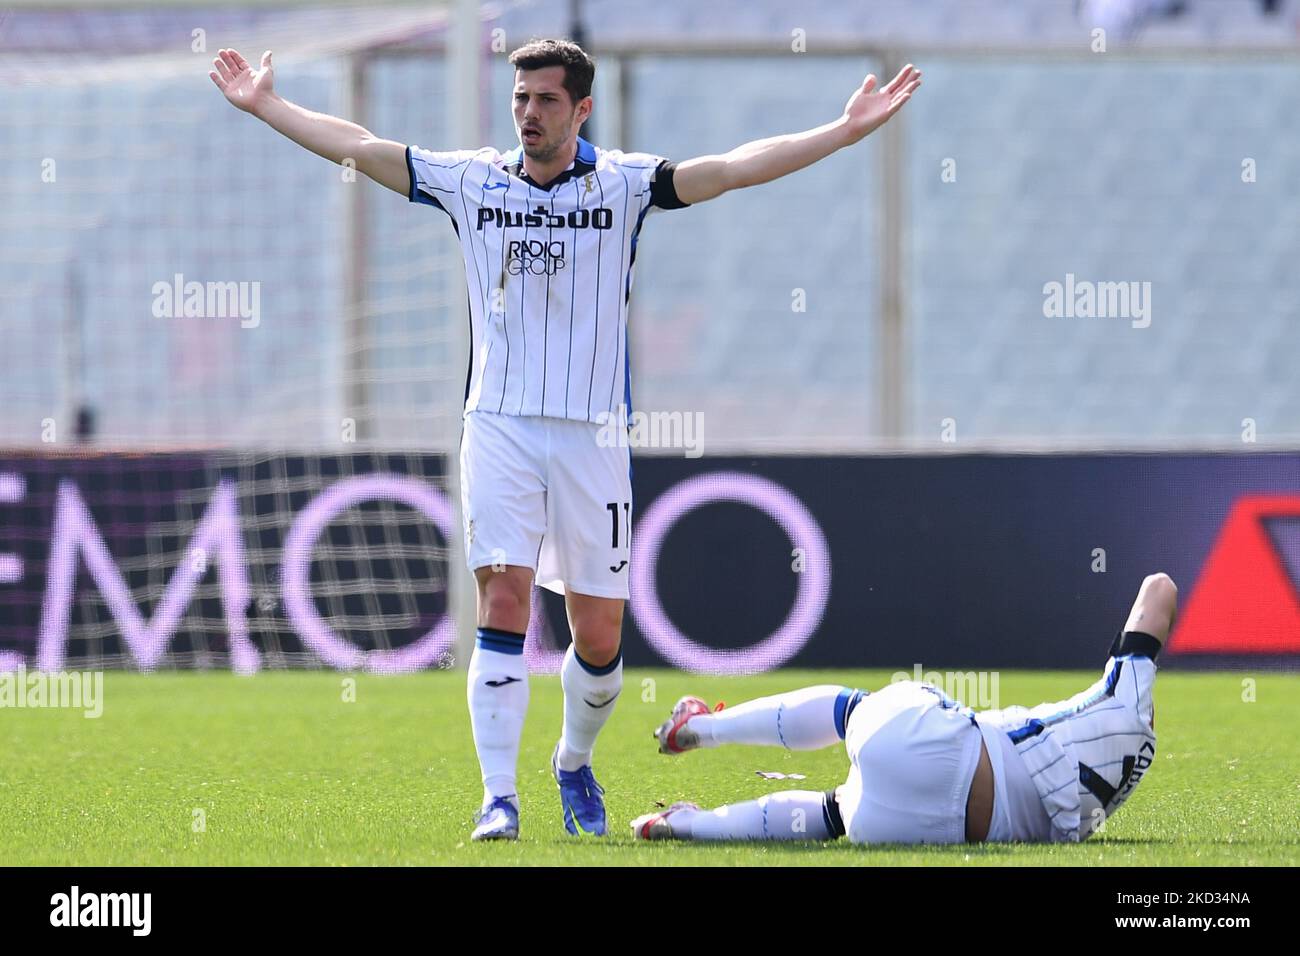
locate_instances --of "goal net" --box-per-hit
[0,2,500,670]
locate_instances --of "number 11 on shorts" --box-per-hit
[606,501,631,548]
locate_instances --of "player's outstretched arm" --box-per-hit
[672,64,922,205]
[209,48,410,196]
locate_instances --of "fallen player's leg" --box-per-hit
[636,684,866,841]
[633,573,1175,846]
[655,684,866,754]
[632,790,842,842]
[636,679,980,844]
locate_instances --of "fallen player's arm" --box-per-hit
[210,48,410,196]
[672,63,921,205]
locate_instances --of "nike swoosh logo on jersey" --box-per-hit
[584,693,620,709]
[483,182,508,191]
[609,560,628,573]
[485,676,522,687]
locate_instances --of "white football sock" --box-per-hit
[557,644,623,772]
[677,791,835,841]
[467,628,529,804]
[690,684,859,750]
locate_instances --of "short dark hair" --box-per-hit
[507,38,595,105]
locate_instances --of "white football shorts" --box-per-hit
[837,681,985,845]
[459,409,632,600]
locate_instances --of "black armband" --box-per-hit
[1107,629,1162,662]
[649,159,691,210]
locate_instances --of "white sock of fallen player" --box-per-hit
[688,684,860,750]
[675,790,836,841]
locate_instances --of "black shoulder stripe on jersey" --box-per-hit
[405,145,420,203]
[406,147,473,218]
[406,145,448,214]
[649,159,691,210]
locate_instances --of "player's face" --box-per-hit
[513,66,589,162]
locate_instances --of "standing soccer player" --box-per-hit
[210,39,921,840]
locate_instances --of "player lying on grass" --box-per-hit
[633,572,1174,844]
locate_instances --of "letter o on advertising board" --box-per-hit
[629,472,830,674]
[281,475,455,673]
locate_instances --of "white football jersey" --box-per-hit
[976,654,1158,842]
[406,137,690,423]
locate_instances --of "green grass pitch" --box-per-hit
[3,668,1297,866]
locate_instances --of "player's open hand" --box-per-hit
[209,48,275,115]
[840,64,921,143]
